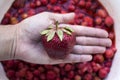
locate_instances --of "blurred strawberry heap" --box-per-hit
[1,0,116,80]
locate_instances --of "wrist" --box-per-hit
[0,25,17,60]
[14,23,27,60]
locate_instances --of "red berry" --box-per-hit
[75,19,81,24]
[84,73,92,80]
[61,10,67,13]
[13,0,25,8]
[1,18,9,24]
[69,0,75,5]
[41,0,48,5]
[59,63,65,68]
[33,70,40,77]
[28,9,35,16]
[99,68,108,78]
[46,70,56,80]
[6,61,14,68]
[47,4,52,10]
[35,0,41,7]
[94,76,101,80]
[112,47,117,52]
[105,49,114,59]
[50,0,57,4]
[68,71,75,79]
[64,64,72,72]
[21,13,28,19]
[81,21,88,26]
[81,66,88,73]
[95,17,102,25]
[16,68,27,78]
[105,16,114,27]
[109,32,115,40]
[74,75,81,80]
[5,13,11,18]
[86,1,92,8]
[84,16,93,26]
[18,9,24,14]
[93,63,102,72]
[38,66,45,73]
[77,63,86,69]
[68,5,75,11]
[104,67,110,73]
[77,13,84,18]
[87,64,93,73]
[53,67,60,74]
[18,62,24,69]
[30,2,36,8]
[78,0,86,7]
[10,17,19,24]
[26,71,33,80]
[73,0,79,4]
[97,9,107,18]
[93,54,104,63]
[53,6,61,12]
[7,70,15,78]
[40,74,46,80]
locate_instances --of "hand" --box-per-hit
[15,12,111,64]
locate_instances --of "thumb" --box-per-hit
[49,12,75,23]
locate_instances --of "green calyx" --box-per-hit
[40,21,74,42]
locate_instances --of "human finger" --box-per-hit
[49,54,92,64]
[76,37,112,47]
[59,24,108,38]
[73,45,106,54]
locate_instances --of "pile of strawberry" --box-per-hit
[1,0,116,80]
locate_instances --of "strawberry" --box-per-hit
[40,21,76,59]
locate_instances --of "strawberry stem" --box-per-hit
[55,21,59,30]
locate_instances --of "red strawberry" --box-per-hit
[41,21,76,59]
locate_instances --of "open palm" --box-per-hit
[15,12,111,64]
